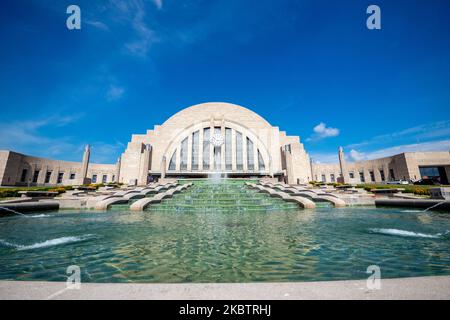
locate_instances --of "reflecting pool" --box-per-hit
[1,202,449,283]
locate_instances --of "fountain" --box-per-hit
[423,199,450,212]
[0,206,28,217]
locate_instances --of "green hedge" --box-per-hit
[355,184,431,196]
[0,186,73,198]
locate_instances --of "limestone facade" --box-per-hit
[1,102,449,187]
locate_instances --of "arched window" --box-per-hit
[169,149,177,171]
[166,125,268,174]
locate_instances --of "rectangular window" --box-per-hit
[349,172,355,179]
[247,137,254,171]
[330,174,335,183]
[191,131,199,171]
[92,174,97,183]
[203,128,210,170]
[112,175,115,182]
[214,127,221,170]
[236,132,243,171]
[370,171,375,182]
[389,169,395,181]
[380,170,385,181]
[70,173,76,180]
[45,171,52,183]
[419,167,440,178]
[284,144,291,153]
[359,172,365,183]
[321,174,326,182]
[225,128,232,170]
[32,170,40,183]
[20,169,28,182]
[102,175,107,183]
[57,172,64,184]
[180,137,188,171]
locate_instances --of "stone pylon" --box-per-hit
[80,144,91,185]
[338,146,349,184]
[115,156,121,183]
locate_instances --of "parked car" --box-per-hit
[413,178,441,186]
[385,180,409,185]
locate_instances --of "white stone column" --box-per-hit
[37,165,47,185]
[221,124,226,171]
[253,140,259,172]
[161,156,166,179]
[138,144,151,186]
[115,156,121,183]
[231,129,236,171]
[175,146,181,172]
[209,123,214,171]
[187,134,193,171]
[199,128,204,171]
[80,145,90,185]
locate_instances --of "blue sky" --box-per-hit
[0,0,449,164]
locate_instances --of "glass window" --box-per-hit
[169,150,177,171]
[236,131,243,170]
[225,128,232,170]
[57,172,64,184]
[370,171,375,182]
[32,170,40,183]
[321,174,326,182]
[419,167,440,178]
[257,150,265,172]
[389,169,395,181]
[330,174,335,182]
[203,128,210,170]
[45,171,52,183]
[192,131,199,171]
[92,174,97,183]
[20,169,28,182]
[180,137,188,170]
[380,170,385,181]
[247,137,254,171]
[112,175,115,181]
[70,173,76,180]
[102,175,107,183]
[359,172,365,183]
[349,172,355,179]
[214,127,221,170]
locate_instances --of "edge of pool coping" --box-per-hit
[1,275,449,300]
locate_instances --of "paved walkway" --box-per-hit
[1,276,449,300]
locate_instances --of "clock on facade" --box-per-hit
[210,133,224,147]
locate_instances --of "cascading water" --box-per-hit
[0,206,28,217]
[147,179,301,213]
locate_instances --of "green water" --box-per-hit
[0,179,449,283]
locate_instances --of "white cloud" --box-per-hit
[311,140,450,164]
[347,120,450,149]
[349,149,366,161]
[307,122,340,141]
[0,115,124,164]
[116,0,159,58]
[90,141,126,163]
[85,20,109,31]
[360,140,450,160]
[152,0,163,10]
[0,115,83,159]
[107,85,125,101]
[309,152,338,164]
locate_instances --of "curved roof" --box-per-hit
[161,102,272,129]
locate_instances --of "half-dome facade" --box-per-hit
[119,102,312,184]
